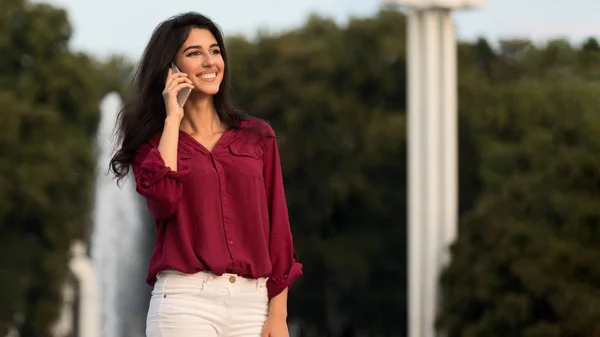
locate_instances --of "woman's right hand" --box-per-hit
[162,68,194,119]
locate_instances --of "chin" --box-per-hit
[193,85,220,96]
[204,89,220,96]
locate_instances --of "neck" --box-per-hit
[180,95,223,134]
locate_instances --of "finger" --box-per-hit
[169,82,194,95]
[166,78,192,92]
[165,72,188,87]
[166,73,189,89]
[165,75,192,91]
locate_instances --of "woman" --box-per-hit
[109,12,302,337]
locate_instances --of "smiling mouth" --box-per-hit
[199,73,217,80]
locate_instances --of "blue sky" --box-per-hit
[40,0,599,60]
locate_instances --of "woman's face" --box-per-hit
[173,28,224,96]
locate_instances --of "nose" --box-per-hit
[202,51,215,68]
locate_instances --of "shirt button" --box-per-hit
[229,240,233,245]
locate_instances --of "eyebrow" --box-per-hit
[183,44,220,53]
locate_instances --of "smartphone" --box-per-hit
[171,63,192,108]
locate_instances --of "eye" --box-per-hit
[187,51,200,56]
[210,49,221,55]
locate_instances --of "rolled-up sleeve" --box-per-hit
[131,142,191,220]
[261,125,303,299]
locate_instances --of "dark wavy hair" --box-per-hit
[109,12,247,184]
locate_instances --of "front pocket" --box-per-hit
[228,142,263,178]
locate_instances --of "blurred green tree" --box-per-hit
[0,0,127,334]
[438,56,600,336]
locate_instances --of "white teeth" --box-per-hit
[201,73,217,79]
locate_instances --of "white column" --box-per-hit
[407,9,424,337]
[423,9,442,337]
[407,8,457,337]
[440,10,458,265]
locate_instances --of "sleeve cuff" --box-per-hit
[266,260,303,300]
[139,148,191,186]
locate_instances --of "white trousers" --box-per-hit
[146,270,269,337]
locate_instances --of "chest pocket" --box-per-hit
[228,141,264,179]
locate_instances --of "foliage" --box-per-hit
[0,0,130,334]
[438,37,600,337]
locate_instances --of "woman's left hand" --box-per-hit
[261,316,289,337]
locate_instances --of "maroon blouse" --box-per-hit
[131,118,302,299]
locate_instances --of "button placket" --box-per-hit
[214,160,236,256]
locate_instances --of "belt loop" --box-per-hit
[200,271,211,288]
[256,278,265,291]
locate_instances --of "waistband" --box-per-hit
[156,269,268,288]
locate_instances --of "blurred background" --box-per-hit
[1,0,600,336]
